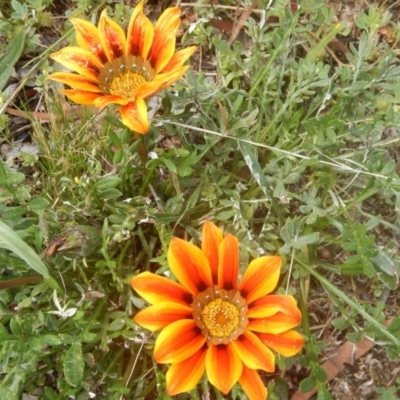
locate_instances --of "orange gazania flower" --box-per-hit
[48,1,196,134]
[131,221,305,399]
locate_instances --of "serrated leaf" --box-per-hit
[0,28,25,91]
[63,343,84,387]
[0,221,49,278]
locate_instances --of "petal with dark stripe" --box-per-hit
[166,346,207,396]
[131,271,192,306]
[50,47,103,81]
[134,301,193,332]
[49,72,101,92]
[126,0,154,59]
[238,256,282,304]
[247,295,302,334]
[231,330,275,372]
[154,319,206,364]
[98,9,127,61]
[70,18,107,63]
[218,233,239,290]
[239,366,267,400]
[257,330,305,357]
[119,98,149,134]
[148,7,181,73]
[202,221,223,284]
[206,344,242,394]
[168,237,213,295]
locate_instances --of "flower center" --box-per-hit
[97,54,155,102]
[191,286,248,345]
[202,298,239,337]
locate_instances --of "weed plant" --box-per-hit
[1,0,400,399]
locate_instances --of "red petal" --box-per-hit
[126,0,154,59]
[134,301,193,332]
[119,98,149,134]
[166,347,207,396]
[168,237,213,295]
[98,9,127,61]
[239,366,268,400]
[231,330,275,372]
[238,256,282,304]
[154,319,206,364]
[70,18,107,63]
[206,344,242,394]
[130,271,192,306]
[218,233,239,290]
[202,221,223,284]
[257,330,305,357]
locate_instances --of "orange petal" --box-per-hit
[131,271,192,306]
[154,65,190,88]
[134,301,193,332]
[162,46,197,73]
[166,347,207,396]
[239,365,268,400]
[206,344,242,394]
[247,295,302,334]
[70,18,107,63]
[148,7,181,73]
[168,237,213,295]
[50,47,103,80]
[126,0,154,59]
[231,330,275,372]
[154,319,206,364]
[49,72,101,92]
[257,330,305,357]
[238,256,282,304]
[135,80,166,99]
[218,233,239,290]
[201,221,223,284]
[94,94,129,108]
[119,98,149,134]
[59,89,102,105]
[98,9,127,61]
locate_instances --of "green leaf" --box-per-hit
[299,376,316,393]
[98,188,122,200]
[239,141,271,196]
[0,28,25,92]
[0,221,49,278]
[63,343,84,387]
[95,176,121,190]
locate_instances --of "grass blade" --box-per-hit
[0,221,49,278]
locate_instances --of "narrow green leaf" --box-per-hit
[239,141,271,196]
[0,221,49,278]
[63,343,84,387]
[0,28,25,91]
